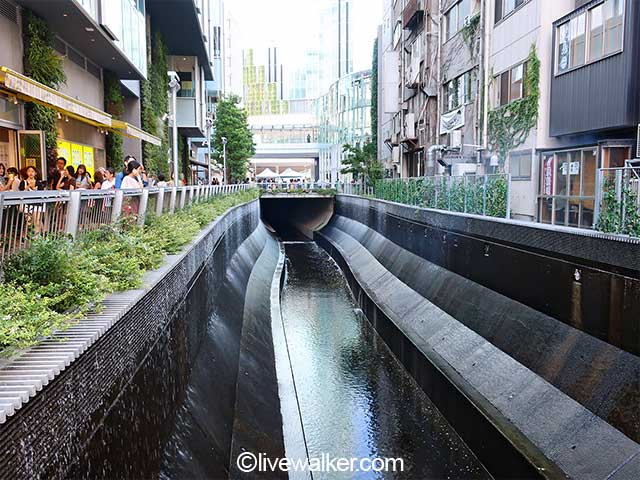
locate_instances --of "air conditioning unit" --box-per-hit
[450,129,462,148]
[392,146,401,164]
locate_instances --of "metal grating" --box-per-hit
[52,36,67,56]
[67,45,86,69]
[0,0,17,24]
[86,60,101,80]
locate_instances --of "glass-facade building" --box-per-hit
[318,70,372,182]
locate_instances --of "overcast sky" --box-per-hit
[228,0,382,72]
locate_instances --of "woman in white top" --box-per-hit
[101,167,116,190]
[120,160,144,189]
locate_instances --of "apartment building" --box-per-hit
[0,0,221,185]
[377,0,636,229]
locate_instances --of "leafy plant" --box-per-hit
[340,142,383,187]
[488,45,540,160]
[105,71,125,169]
[0,190,260,354]
[212,96,256,183]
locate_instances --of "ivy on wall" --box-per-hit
[460,13,480,53]
[104,71,124,169]
[487,45,540,159]
[22,10,66,163]
[141,31,170,176]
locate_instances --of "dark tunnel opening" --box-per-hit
[259,196,335,240]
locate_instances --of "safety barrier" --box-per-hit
[0,184,250,262]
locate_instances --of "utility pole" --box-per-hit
[222,136,228,185]
[168,71,181,186]
[205,116,214,184]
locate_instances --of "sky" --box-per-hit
[228,0,382,74]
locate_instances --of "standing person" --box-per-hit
[0,163,6,191]
[101,167,116,190]
[93,170,104,190]
[19,166,43,191]
[120,160,144,189]
[56,165,76,190]
[75,164,92,189]
[49,157,67,190]
[156,173,168,187]
[19,166,45,232]
[115,155,135,189]
[6,167,20,191]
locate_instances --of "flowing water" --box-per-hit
[280,242,491,479]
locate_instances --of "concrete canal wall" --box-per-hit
[316,195,640,479]
[0,200,285,479]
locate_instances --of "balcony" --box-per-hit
[402,0,424,30]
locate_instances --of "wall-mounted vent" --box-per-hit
[67,46,86,69]
[0,0,18,24]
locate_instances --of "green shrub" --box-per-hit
[0,189,259,354]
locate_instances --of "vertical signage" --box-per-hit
[543,156,554,196]
[57,140,96,177]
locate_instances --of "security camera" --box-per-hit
[168,71,180,90]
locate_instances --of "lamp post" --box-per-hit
[205,116,214,184]
[168,71,181,186]
[221,136,228,185]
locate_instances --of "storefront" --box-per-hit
[538,143,634,228]
[0,93,22,171]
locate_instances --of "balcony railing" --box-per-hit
[402,0,424,30]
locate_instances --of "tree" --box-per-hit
[212,96,255,183]
[340,142,383,186]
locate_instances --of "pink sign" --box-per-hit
[543,157,554,196]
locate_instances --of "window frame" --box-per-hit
[509,150,532,180]
[443,0,476,43]
[494,61,527,108]
[554,0,625,76]
[443,70,475,113]
[494,0,529,25]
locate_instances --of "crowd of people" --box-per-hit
[0,155,180,193]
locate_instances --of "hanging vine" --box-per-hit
[487,44,540,159]
[104,71,124,169]
[460,13,480,54]
[22,9,66,163]
[141,31,170,176]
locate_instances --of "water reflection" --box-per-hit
[281,242,490,479]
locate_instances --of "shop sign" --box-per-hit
[543,156,554,196]
[57,140,95,177]
[570,161,580,175]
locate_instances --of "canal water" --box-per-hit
[280,242,491,479]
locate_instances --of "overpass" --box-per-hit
[250,142,321,180]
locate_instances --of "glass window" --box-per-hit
[604,0,624,55]
[556,152,569,196]
[555,198,568,225]
[540,198,553,224]
[445,0,471,41]
[557,22,570,72]
[589,4,604,61]
[581,149,597,196]
[568,151,582,196]
[495,0,526,23]
[509,64,524,103]
[570,13,586,68]
[510,151,531,180]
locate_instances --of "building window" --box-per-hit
[444,70,475,112]
[495,0,526,23]
[496,62,526,107]
[556,0,624,74]
[538,147,598,228]
[444,0,471,41]
[509,151,531,180]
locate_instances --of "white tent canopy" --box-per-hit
[256,168,278,178]
[279,168,304,178]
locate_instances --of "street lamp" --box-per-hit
[221,136,228,185]
[205,116,214,184]
[168,71,181,186]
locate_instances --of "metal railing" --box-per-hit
[595,166,640,235]
[373,174,512,219]
[256,181,373,196]
[0,184,250,262]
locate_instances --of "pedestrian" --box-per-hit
[101,167,116,190]
[56,165,76,190]
[7,167,20,191]
[0,163,6,191]
[93,170,104,190]
[156,173,168,187]
[49,157,67,190]
[115,155,135,188]
[75,164,92,189]
[120,160,144,189]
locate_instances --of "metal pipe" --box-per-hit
[168,71,181,187]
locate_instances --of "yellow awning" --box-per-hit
[111,120,162,146]
[0,66,112,127]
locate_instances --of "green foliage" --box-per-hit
[488,45,540,160]
[461,13,481,52]
[141,32,170,176]
[371,38,379,158]
[22,9,66,154]
[340,142,383,187]
[213,96,255,183]
[596,178,640,236]
[104,71,125,168]
[374,176,509,219]
[0,190,260,354]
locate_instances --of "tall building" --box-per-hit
[318,0,355,93]
[318,70,373,182]
[243,48,289,116]
[0,0,222,184]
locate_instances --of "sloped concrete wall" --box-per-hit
[316,195,640,479]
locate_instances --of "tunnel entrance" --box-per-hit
[260,195,334,240]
